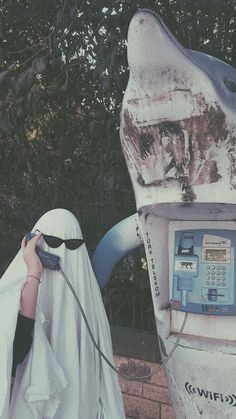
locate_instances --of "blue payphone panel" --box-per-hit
[172,230,236,315]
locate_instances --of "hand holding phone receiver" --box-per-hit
[25,232,60,270]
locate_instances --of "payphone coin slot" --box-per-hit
[207,288,217,302]
[202,287,229,303]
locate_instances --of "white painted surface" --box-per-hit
[120,9,236,418]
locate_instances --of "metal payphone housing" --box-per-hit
[120,9,236,419]
[171,227,236,315]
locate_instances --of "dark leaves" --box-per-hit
[11,68,36,96]
[0,65,14,83]
[32,55,48,74]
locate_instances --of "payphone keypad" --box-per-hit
[204,265,227,287]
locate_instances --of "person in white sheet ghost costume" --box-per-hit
[0,208,125,419]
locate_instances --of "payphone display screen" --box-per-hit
[204,249,227,262]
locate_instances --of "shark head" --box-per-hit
[120,9,236,208]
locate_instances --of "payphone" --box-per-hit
[172,230,236,315]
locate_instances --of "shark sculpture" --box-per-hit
[93,9,236,288]
[120,9,236,208]
[93,9,236,419]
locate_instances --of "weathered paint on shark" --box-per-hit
[120,9,236,208]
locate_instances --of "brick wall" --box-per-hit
[115,355,175,419]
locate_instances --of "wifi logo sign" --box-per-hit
[185,382,196,395]
[225,395,236,407]
[185,382,236,407]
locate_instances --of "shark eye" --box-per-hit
[223,77,236,92]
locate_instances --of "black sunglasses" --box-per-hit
[36,230,85,250]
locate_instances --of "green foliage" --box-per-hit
[1,0,236,328]
[103,247,156,331]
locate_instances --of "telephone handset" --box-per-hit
[25,232,60,270]
[172,229,236,315]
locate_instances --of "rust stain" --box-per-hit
[121,101,230,201]
[228,135,236,189]
[181,105,227,186]
[122,109,141,169]
[127,89,195,106]
[192,160,221,185]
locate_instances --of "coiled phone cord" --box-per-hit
[58,266,188,380]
